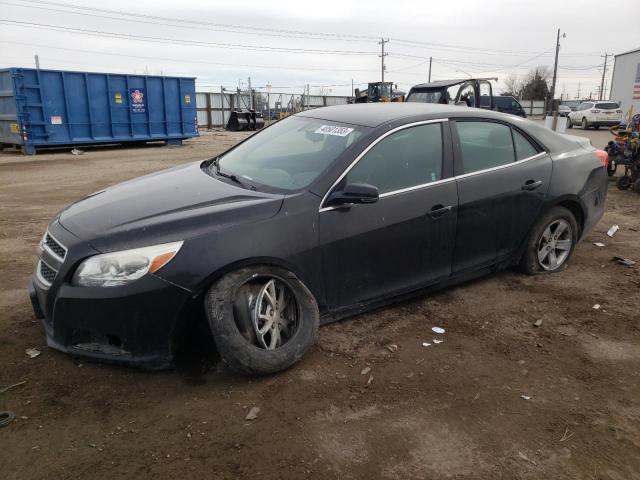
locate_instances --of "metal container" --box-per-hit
[0,67,197,154]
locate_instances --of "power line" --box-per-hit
[6,0,380,42]
[0,40,380,73]
[0,20,378,56]
[0,0,375,43]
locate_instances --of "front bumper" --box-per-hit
[29,221,193,369]
[30,273,192,369]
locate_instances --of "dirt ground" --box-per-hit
[1,125,639,480]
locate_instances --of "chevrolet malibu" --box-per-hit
[30,104,608,374]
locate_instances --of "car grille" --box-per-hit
[43,232,66,260]
[38,260,57,286]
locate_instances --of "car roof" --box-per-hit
[296,103,510,127]
[296,103,583,154]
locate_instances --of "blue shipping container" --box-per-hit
[0,67,198,154]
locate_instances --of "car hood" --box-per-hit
[58,161,285,251]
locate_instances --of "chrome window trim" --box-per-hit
[319,118,548,213]
[36,259,56,288]
[42,230,67,261]
[454,151,547,180]
[319,118,448,212]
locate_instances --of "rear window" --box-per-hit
[595,102,619,110]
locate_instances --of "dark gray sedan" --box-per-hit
[30,104,608,374]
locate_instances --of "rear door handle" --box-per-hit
[428,204,453,218]
[522,179,543,191]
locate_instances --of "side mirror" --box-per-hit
[326,183,379,207]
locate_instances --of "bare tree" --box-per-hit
[501,74,522,97]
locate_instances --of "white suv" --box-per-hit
[568,101,622,129]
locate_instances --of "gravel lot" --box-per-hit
[1,123,639,479]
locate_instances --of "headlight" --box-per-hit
[72,241,184,287]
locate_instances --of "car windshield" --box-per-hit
[595,102,619,110]
[214,116,366,191]
[406,91,443,103]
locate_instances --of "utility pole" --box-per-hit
[34,54,40,69]
[247,77,253,109]
[351,79,354,98]
[549,28,565,112]
[428,56,432,82]
[379,38,389,83]
[575,81,581,100]
[599,53,612,101]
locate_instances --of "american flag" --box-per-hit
[634,63,640,100]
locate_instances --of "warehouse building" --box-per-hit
[610,47,640,117]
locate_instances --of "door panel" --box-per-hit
[320,181,458,308]
[453,153,552,273]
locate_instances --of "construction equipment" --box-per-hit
[405,78,497,110]
[226,109,265,131]
[352,82,405,103]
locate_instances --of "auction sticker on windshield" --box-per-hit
[315,125,354,137]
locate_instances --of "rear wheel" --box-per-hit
[582,117,589,129]
[204,266,319,375]
[633,178,640,193]
[617,175,631,190]
[594,125,600,130]
[519,206,578,275]
[567,117,573,129]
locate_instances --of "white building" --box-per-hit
[610,47,640,119]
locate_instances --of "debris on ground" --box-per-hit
[0,411,16,427]
[433,339,443,344]
[360,367,371,376]
[613,256,636,267]
[592,304,601,310]
[0,380,27,394]
[521,395,532,400]
[245,407,260,421]
[366,375,374,386]
[607,225,619,237]
[432,327,446,334]
[385,344,398,353]
[593,242,605,247]
[559,427,575,442]
[421,342,431,347]
[25,348,41,359]
[533,318,544,328]
[70,148,85,155]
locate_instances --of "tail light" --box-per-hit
[616,110,623,113]
[591,109,601,113]
[594,149,608,168]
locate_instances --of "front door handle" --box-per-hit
[428,204,453,218]
[522,179,543,191]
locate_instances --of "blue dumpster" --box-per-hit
[0,67,198,154]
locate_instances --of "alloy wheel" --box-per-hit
[537,219,572,271]
[252,278,299,349]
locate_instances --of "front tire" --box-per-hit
[519,206,578,275]
[204,266,319,375]
[582,117,589,130]
[567,117,573,129]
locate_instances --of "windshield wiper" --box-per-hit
[211,157,255,190]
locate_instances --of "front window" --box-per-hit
[345,123,443,194]
[215,116,366,191]
[406,91,443,103]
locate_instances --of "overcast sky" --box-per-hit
[1,0,638,99]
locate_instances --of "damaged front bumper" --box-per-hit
[29,220,193,369]
[29,273,192,369]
